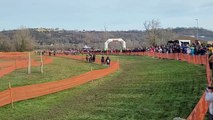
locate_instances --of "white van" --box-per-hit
[178,40,191,46]
[167,40,191,46]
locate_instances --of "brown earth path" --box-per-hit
[0,56,52,78]
[0,54,119,107]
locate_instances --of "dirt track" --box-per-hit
[0,52,52,78]
[0,52,208,119]
[0,54,119,107]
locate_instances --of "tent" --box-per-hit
[83,45,91,49]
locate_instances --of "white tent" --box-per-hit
[83,45,91,49]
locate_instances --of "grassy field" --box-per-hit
[0,59,7,62]
[0,55,207,120]
[0,56,105,91]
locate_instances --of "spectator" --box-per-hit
[209,45,213,53]
[53,51,56,56]
[89,54,92,63]
[49,51,52,56]
[101,56,105,64]
[86,54,89,62]
[209,53,213,78]
[186,45,191,55]
[205,86,213,120]
[41,51,44,55]
[92,54,96,62]
[199,46,206,55]
[190,45,195,55]
[105,56,111,66]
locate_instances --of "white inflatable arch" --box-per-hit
[104,38,126,50]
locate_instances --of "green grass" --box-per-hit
[0,55,206,120]
[0,59,7,62]
[0,56,105,91]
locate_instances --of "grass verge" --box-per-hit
[0,55,206,120]
[0,56,105,91]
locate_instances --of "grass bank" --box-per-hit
[0,55,206,120]
[0,56,105,91]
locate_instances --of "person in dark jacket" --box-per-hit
[92,54,96,62]
[209,52,213,79]
[101,56,105,64]
[105,56,111,66]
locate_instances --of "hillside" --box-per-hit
[0,27,213,50]
[173,27,213,40]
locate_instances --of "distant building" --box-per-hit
[36,27,57,32]
[175,36,197,43]
[37,28,44,32]
[175,36,213,45]
[207,41,213,45]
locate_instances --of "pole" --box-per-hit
[40,53,44,74]
[117,58,120,70]
[9,82,14,108]
[15,59,17,69]
[28,52,31,74]
[90,66,93,71]
[195,19,199,40]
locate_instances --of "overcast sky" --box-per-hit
[0,0,213,31]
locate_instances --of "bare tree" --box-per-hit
[158,28,177,45]
[84,32,92,45]
[144,19,161,46]
[13,28,35,52]
[0,33,13,51]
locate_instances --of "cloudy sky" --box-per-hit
[0,0,213,31]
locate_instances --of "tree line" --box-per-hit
[0,28,35,52]
[0,20,212,52]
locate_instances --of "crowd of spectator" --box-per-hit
[35,40,213,57]
[86,53,96,63]
[100,56,111,66]
[96,41,212,56]
[147,42,207,55]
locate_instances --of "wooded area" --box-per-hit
[0,25,213,52]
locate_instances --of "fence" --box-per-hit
[94,51,209,120]
[0,52,209,119]
[0,54,119,107]
[0,53,52,78]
